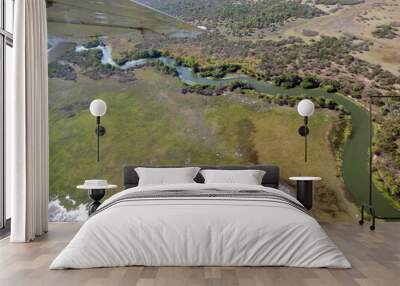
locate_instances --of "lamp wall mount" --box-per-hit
[95,126,106,137]
[298,116,310,137]
[95,117,106,137]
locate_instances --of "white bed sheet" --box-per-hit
[50,183,351,269]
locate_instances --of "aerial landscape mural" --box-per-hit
[46,0,400,222]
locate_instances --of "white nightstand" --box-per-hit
[77,181,117,215]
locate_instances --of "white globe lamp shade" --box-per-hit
[90,99,107,117]
[297,99,315,117]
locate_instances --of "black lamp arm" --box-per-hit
[95,116,106,162]
[304,116,308,163]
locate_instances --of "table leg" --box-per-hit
[88,189,106,215]
[296,181,313,210]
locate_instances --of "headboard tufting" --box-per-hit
[123,165,280,189]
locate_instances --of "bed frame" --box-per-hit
[123,165,280,189]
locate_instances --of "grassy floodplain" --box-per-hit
[50,67,355,222]
[135,0,400,214]
[47,0,361,222]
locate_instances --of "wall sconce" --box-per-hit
[89,99,107,162]
[297,99,315,163]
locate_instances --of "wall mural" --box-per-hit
[46,0,400,222]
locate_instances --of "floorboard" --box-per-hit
[0,222,399,286]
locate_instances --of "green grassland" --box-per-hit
[206,99,355,221]
[47,0,357,221]
[50,67,354,222]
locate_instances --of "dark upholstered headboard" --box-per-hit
[123,165,280,189]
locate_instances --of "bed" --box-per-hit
[50,165,351,269]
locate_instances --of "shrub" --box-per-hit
[273,73,302,89]
[48,62,77,81]
[372,25,398,39]
[321,80,340,93]
[301,75,320,89]
[83,39,104,48]
[325,99,337,110]
[228,80,253,91]
[317,97,326,108]
[199,63,241,78]
[184,56,200,73]
[155,61,178,76]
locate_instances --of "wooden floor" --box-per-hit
[0,222,399,286]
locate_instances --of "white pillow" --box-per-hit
[135,167,200,186]
[200,169,266,185]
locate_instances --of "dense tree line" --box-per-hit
[115,49,164,66]
[220,0,324,36]
[181,80,253,96]
[199,63,241,78]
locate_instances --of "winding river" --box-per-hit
[78,45,400,217]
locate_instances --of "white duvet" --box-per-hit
[50,183,351,269]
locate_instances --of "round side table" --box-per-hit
[77,184,117,215]
[289,177,321,210]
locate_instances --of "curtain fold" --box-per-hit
[9,0,49,242]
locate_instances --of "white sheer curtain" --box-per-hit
[8,0,49,242]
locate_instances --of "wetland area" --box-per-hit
[47,0,400,222]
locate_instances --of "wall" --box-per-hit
[46,0,400,222]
